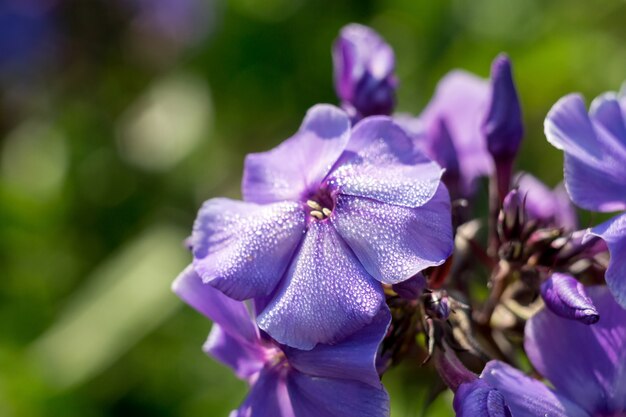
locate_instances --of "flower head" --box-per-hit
[188,104,453,349]
[173,266,391,417]
[333,24,397,121]
[545,89,626,307]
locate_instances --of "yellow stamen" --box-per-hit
[322,208,332,217]
[306,200,322,210]
[310,210,324,220]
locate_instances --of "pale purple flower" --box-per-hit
[455,286,626,416]
[540,273,599,325]
[545,90,626,307]
[173,266,391,417]
[333,24,397,121]
[188,104,453,349]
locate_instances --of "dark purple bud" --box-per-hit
[483,54,524,162]
[540,273,599,325]
[424,290,451,320]
[499,189,525,243]
[392,273,425,300]
[483,54,524,200]
[333,24,397,120]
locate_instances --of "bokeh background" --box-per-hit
[0,0,625,416]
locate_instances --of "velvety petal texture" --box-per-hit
[526,286,626,415]
[540,273,599,325]
[242,104,351,204]
[232,367,294,417]
[333,24,397,119]
[191,198,305,300]
[420,70,493,195]
[283,308,390,389]
[545,93,626,212]
[481,361,590,417]
[331,185,453,284]
[454,379,512,417]
[257,221,384,350]
[328,117,444,208]
[588,213,626,308]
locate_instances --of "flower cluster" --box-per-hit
[173,23,626,416]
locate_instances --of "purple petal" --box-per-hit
[172,265,259,344]
[516,173,577,229]
[286,372,390,417]
[392,273,426,300]
[257,221,384,350]
[588,213,626,308]
[331,185,453,284]
[191,198,306,300]
[454,379,512,417]
[328,116,444,208]
[203,325,266,380]
[420,70,493,195]
[525,286,626,414]
[483,54,524,161]
[540,273,599,325]
[242,104,350,204]
[481,362,590,417]
[545,93,626,212]
[283,307,390,388]
[233,367,294,417]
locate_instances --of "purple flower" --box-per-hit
[188,104,453,349]
[515,172,577,230]
[545,90,626,307]
[454,286,626,416]
[540,273,599,325]
[333,24,397,121]
[173,266,391,417]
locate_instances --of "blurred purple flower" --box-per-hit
[188,104,453,349]
[0,0,57,76]
[540,273,599,325]
[333,24,398,121]
[545,90,626,307]
[515,172,577,230]
[455,286,626,416]
[173,266,391,417]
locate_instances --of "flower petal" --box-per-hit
[454,379,512,417]
[328,116,443,208]
[232,367,294,417]
[525,286,626,414]
[481,362,590,417]
[257,221,384,350]
[242,104,351,204]
[545,93,626,212]
[191,198,306,300]
[588,213,626,308]
[516,173,577,230]
[331,185,453,284]
[284,307,390,388]
[420,70,493,195]
[286,372,390,417]
[203,325,266,380]
[172,265,259,343]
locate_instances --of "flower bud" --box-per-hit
[423,290,451,320]
[540,273,599,324]
[333,24,397,120]
[483,54,524,200]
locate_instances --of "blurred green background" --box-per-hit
[0,0,624,416]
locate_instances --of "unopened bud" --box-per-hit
[540,273,599,325]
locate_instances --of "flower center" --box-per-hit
[305,186,335,220]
